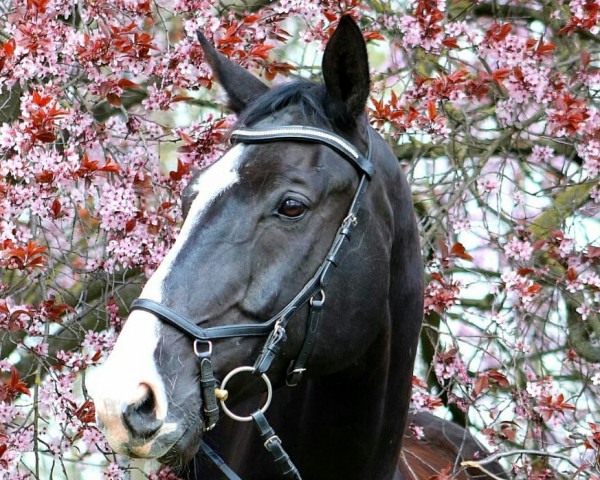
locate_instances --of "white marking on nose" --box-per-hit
[87,310,166,448]
[88,145,245,452]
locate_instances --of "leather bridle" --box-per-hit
[130,125,375,479]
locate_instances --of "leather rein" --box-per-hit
[130,125,375,479]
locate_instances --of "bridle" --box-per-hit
[130,125,375,479]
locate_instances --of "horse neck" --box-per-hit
[207,323,413,480]
[292,325,413,479]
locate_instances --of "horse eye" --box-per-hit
[278,198,306,218]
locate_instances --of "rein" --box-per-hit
[130,125,375,479]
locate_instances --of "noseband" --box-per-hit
[130,125,375,479]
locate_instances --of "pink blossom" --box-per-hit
[103,463,125,480]
[0,402,18,423]
[576,304,593,321]
[504,238,533,262]
[408,422,425,439]
[80,428,109,454]
[477,176,500,194]
[98,183,138,232]
[501,271,541,305]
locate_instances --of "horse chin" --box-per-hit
[102,420,202,466]
[157,421,203,467]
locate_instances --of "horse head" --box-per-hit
[89,16,424,479]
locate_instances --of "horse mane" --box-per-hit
[236,79,351,129]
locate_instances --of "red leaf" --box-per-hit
[98,157,121,174]
[32,90,52,107]
[51,198,62,218]
[117,78,141,89]
[249,43,274,60]
[34,131,57,143]
[39,295,76,322]
[169,159,190,182]
[0,367,31,403]
[442,37,459,48]
[427,100,436,121]
[171,95,193,103]
[363,31,385,41]
[450,242,473,261]
[125,219,136,233]
[535,41,556,55]
[588,245,600,258]
[581,50,591,68]
[487,369,510,388]
[35,170,55,184]
[106,93,122,107]
[493,68,513,82]
[6,241,47,270]
[513,66,524,82]
[243,14,261,23]
[4,38,15,56]
[500,23,512,38]
[217,36,243,46]
[75,400,96,423]
[473,376,489,396]
[518,268,534,276]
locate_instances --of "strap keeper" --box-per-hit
[286,366,306,387]
[253,320,287,374]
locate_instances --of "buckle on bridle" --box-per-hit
[194,339,213,358]
[343,213,358,227]
[264,434,281,449]
[272,319,287,344]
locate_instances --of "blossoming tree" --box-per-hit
[1,0,599,478]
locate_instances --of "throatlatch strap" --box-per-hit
[199,441,243,480]
[251,410,302,480]
[199,357,219,431]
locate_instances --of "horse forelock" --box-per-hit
[237,81,333,129]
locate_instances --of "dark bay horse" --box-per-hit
[88,16,505,480]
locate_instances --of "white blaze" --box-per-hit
[142,144,245,302]
[88,145,245,452]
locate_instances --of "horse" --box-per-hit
[88,16,506,480]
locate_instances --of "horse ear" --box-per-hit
[322,16,370,123]
[197,31,269,113]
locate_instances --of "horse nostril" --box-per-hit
[122,383,164,439]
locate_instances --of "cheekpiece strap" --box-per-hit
[286,291,324,386]
[199,356,219,431]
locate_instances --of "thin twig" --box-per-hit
[461,461,507,480]
[467,448,581,469]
